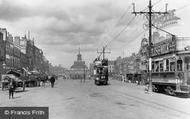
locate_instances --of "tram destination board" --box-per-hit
[151,37,176,57]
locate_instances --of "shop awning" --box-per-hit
[7,70,21,77]
[30,70,40,75]
[2,74,22,82]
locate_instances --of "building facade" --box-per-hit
[0,28,50,82]
[108,60,115,76]
[69,49,88,79]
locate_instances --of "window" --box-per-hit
[177,59,183,71]
[185,56,190,71]
[166,59,169,71]
[160,61,163,72]
[170,62,175,71]
[155,61,159,72]
[187,63,190,71]
[152,61,154,72]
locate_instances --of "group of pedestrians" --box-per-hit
[40,75,56,88]
[8,75,56,99]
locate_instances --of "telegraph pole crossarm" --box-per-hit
[132,0,168,92]
[97,46,111,60]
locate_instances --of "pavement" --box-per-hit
[0,78,190,119]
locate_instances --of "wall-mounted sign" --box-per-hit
[151,36,176,57]
[152,9,180,29]
[143,9,180,30]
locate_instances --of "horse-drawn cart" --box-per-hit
[1,70,26,91]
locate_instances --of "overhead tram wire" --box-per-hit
[107,0,164,56]
[117,6,131,25]
[104,16,136,48]
[95,5,132,60]
[95,2,156,60]
[157,2,190,12]
[151,23,175,36]
[102,14,145,57]
[134,30,147,41]
[117,0,169,61]
[152,0,163,7]
[119,29,146,56]
[96,15,145,60]
[140,0,163,12]
[142,13,174,36]
[102,5,132,43]
[117,0,164,58]
[96,16,136,60]
[105,11,146,48]
[176,4,190,11]
[133,0,163,26]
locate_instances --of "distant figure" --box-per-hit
[144,83,149,93]
[122,75,125,83]
[8,80,15,99]
[50,76,55,88]
[136,80,138,85]
[41,76,46,87]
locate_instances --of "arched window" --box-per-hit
[185,56,190,71]
[177,58,183,71]
[160,61,164,72]
[155,61,159,72]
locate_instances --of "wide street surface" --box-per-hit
[1,78,190,119]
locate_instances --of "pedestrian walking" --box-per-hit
[144,83,149,93]
[122,75,125,83]
[83,74,86,83]
[50,76,55,88]
[8,80,15,99]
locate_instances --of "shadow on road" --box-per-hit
[154,91,190,98]
[13,96,21,99]
[15,90,29,93]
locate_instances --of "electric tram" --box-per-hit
[93,59,108,85]
[150,36,190,96]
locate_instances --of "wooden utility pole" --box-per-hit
[97,46,111,60]
[132,0,168,91]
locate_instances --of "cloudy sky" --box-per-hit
[0,0,190,68]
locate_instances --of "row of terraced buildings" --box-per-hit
[0,28,51,81]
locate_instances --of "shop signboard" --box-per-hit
[151,36,176,57]
[143,9,180,30]
[152,9,180,29]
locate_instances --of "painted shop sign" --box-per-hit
[151,37,176,57]
[143,9,180,30]
[152,9,180,29]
